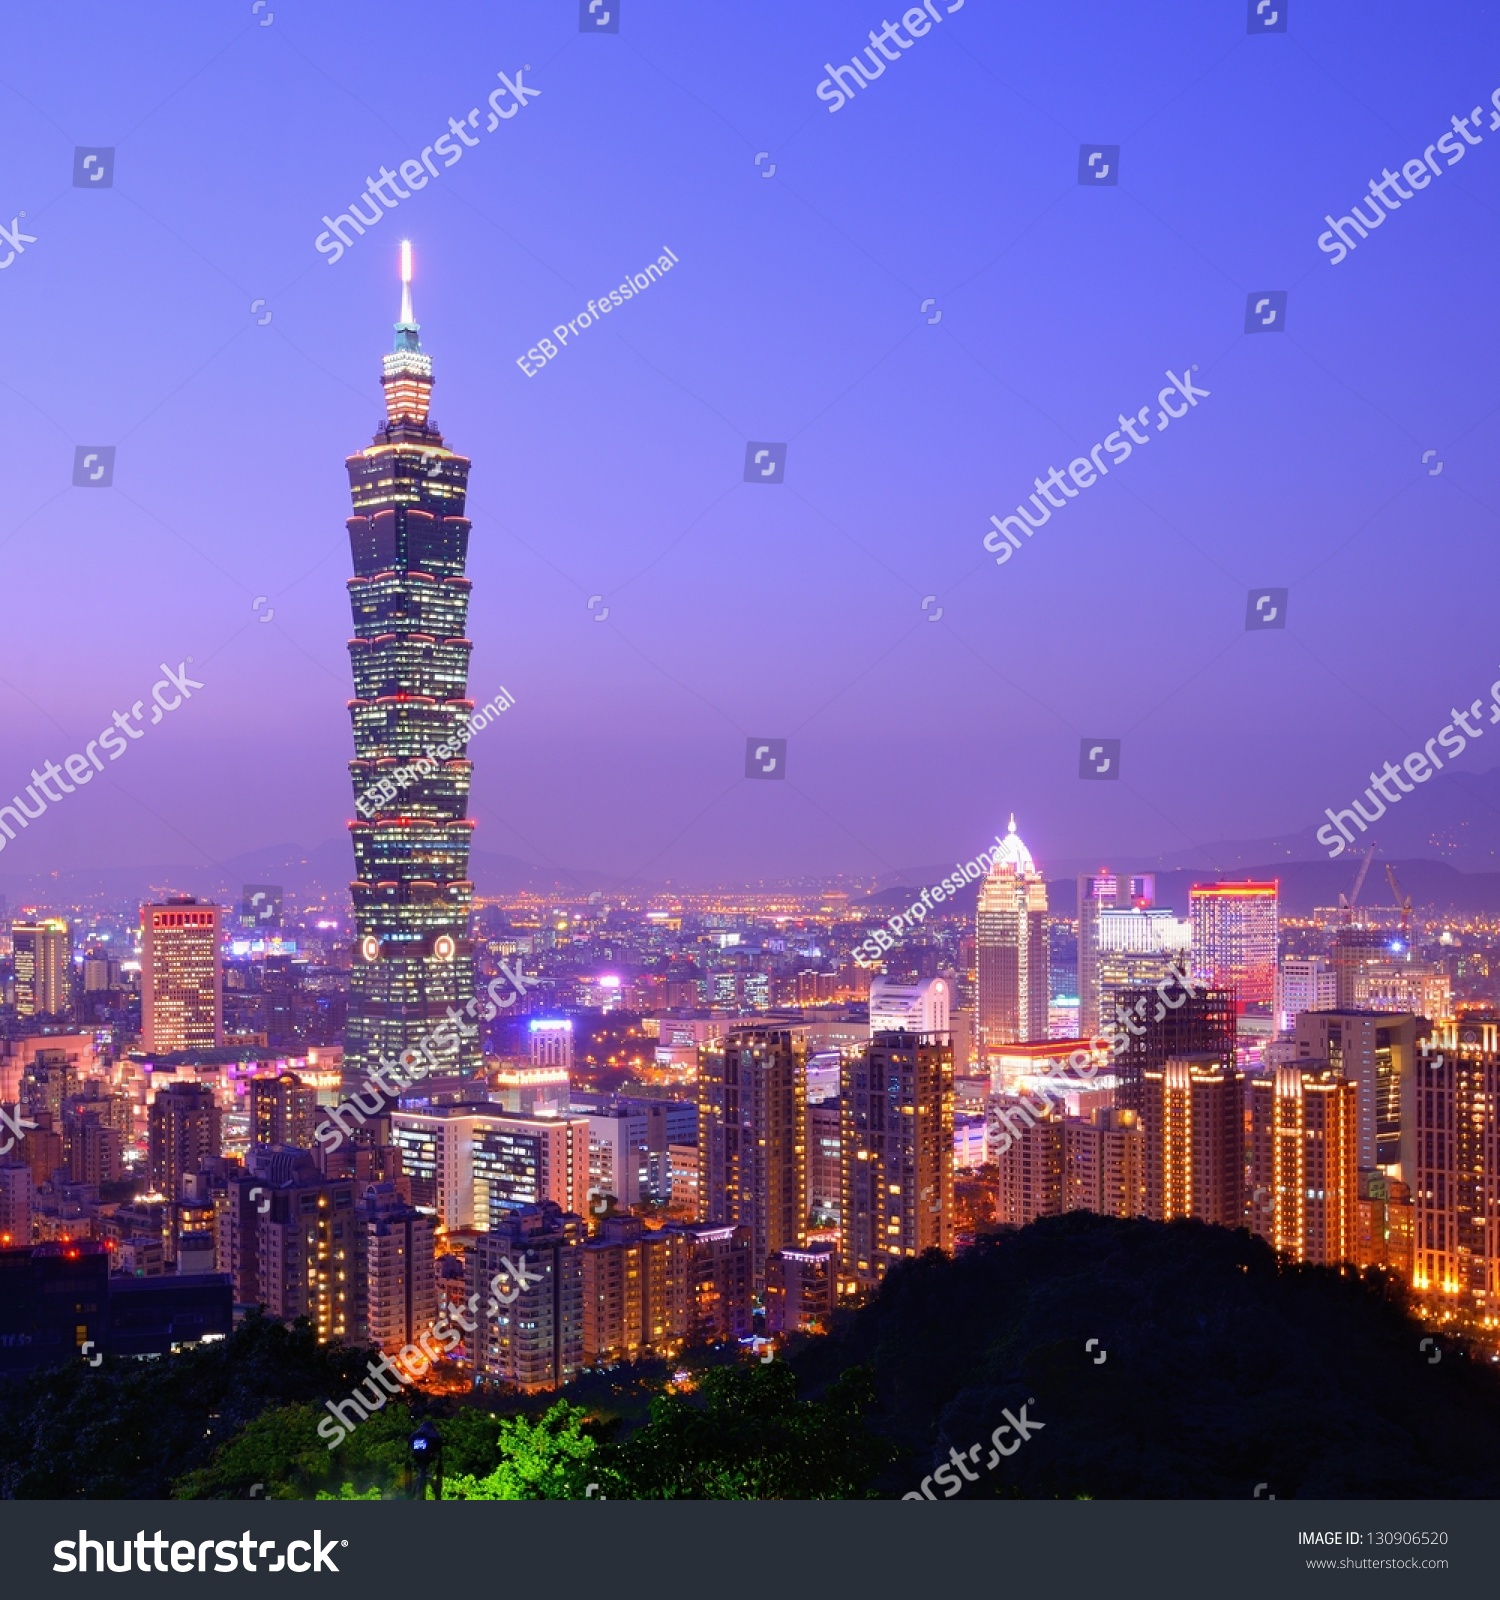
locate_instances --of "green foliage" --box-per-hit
[599,1361,894,1499]
[0,1314,386,1500]
[445,1403,599,1500]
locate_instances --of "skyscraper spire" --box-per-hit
[382,241,431,423]
[398,238,415,330]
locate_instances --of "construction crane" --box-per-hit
[1338,846,1376,924]
[1385,863,1413,950]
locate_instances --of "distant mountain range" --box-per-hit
[6,763,1500,917]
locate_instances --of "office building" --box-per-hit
[1292,1010,1420,1176]
[1248,1064,1358,1265]
[1077,871,1156,1036]
[699,1028,806,1289]
[976,817,1049,1056]
[390,1106,590,1229]
[807,1099,841,1226]
[1274,956,1337,1033]
[147,1081,221,1204]
[840,1030,953,1293]
[344,244,482,1095]
[1189,882,1278,1011]
[869,976,951,1035]
[1141,1054,1243,1227]
[141,898,223,1054]
[468,1202,585,1392]
[359,1180,437,1356]
[12,919,71,1018]
[529,1017,574,1073]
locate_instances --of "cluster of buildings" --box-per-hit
[3,250,1498,1396]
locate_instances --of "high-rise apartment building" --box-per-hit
[579,1214,692,1364]
[468,1202,585,1392]
[976,817,1049,1057]
[141,898,223,1054]
[1189,882,1278,1011]
[147,1081,221,1203]
[699,1028,806,1288]
[1141,1054,1243,1227]
[249,1071,317,1151]
[1248,1064,1358,1265]
[217,1149,360,1343]
[1077,871,1155,1036]
[11,919,70,1018]
[344,245,482,1096]
[839,1030,953,1293]
[0,1162,33,1248]
[994,1107,1143,1226]
[1292,1010,1420,1176]
[359,1180,436,1356]
[1412,1017,1500,1303]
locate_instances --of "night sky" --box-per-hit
[2,0,1498,891]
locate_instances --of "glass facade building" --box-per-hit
[343,248,481,1093]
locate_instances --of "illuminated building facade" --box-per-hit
[468,1202,586,1392]
[11,919,70,1018]
[766,1241,835,1335]
[249,1070,317,1150]
[1248,1064,1358,1265]
[1114,986,1235,1119]
[975,816,1049,1058]
[1077,871,1155,1036]
[141,898,222,1054]
[869,976,950,1035]
[1292,1010,1420,1176]
[344,244,481,1096]
[218,1150,360,1343]
[699,1028,807,1289]
[1141,1054,1243,1227]
[1412,1017,1500,1303]
[1189,881,1278,1011]
[1274,955,1337,1033]
[389,1106,590,1228]
[840,1030,953,1293]
[147,1081,220,1205]
[359,1180,436,1357]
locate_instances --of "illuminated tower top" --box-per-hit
[382,239,433,427]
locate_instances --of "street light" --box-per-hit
[408,1420,443,1500]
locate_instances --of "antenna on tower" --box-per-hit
[399,239,414,327]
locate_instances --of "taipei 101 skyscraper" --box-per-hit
[343,243,481,1092]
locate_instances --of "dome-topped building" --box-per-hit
[976,813,1050,1060]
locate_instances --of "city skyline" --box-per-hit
[2,5,1500,892]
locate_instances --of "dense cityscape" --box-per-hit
[1,251,1498,1509]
